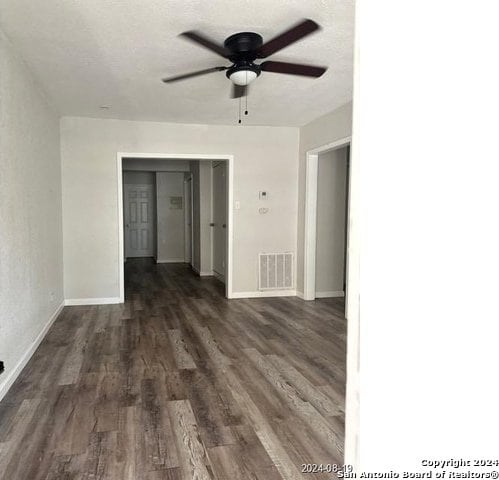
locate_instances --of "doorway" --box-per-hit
[303,136,352,306]
[314,146,349,304]
[117,153,234,301]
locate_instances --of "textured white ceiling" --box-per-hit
[0,0,354,126]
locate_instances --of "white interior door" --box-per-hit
[184,176,193,264]
[212,162,227,282]
[124,184,155,258]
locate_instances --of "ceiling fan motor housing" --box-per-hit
[224,32,262,61]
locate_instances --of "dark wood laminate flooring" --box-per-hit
[0,258,346,479]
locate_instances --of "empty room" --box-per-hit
[0,1,357,478]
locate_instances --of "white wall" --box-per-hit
[0,30,63,398]
[60,117,299,297]
[315,147,348,295]
[123,171,155,185]
[297,102,353,294]
[123,158,190,172]
[156,172,185,263]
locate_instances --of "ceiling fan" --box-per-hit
[162,19,327,99]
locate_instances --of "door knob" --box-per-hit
[222,224,226,229]
[210,223,215,227]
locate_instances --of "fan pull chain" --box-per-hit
[245,72,249,115]
[238,97,242,124]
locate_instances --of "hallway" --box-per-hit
[0,259,346,479]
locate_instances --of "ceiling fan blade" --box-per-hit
[180,31,229,58]
[162,66,227,83]
[231,84,248,98]
[257,19,320,58]
[260,61,327,78]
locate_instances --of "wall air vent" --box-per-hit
[258,252,294,290]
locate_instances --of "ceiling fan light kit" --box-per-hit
[227,65,260,86]
[162,19,327,123]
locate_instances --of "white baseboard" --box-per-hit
[315,291,345,298]
[231,289,297,299]
[296,291,305,299]
[156,258,185,264]
[64,297,121,306]
[0,302,64,402]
